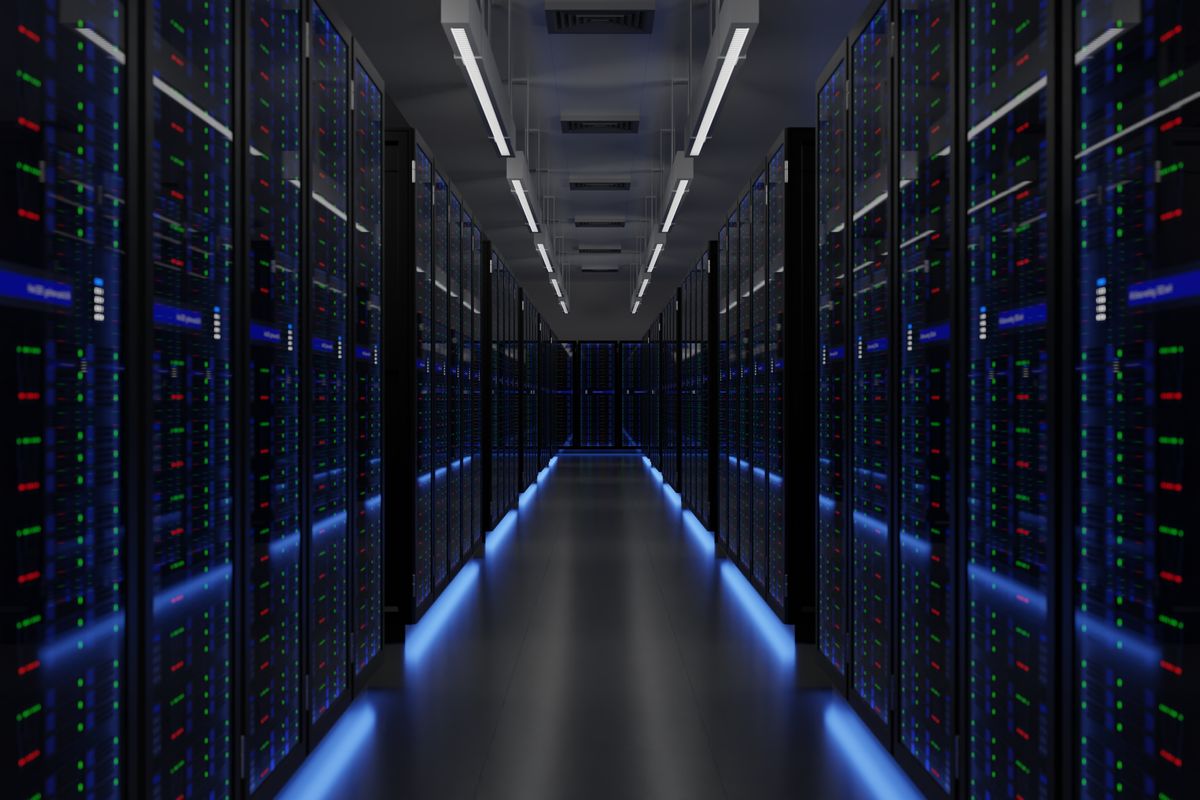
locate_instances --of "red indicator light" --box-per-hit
[17,749,41,768]
[1161,24,1183,43]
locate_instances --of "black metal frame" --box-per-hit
[350,42,388,695]
[305,0,356,750]
[813,36,849,696]
[705,240,720,531]
[841,0,893,753]
[779,127,817,642]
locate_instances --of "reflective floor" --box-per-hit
[278,454,924,800]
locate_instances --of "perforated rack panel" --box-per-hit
[849,2,892,724]
[245,0,303,787]
[896,0,955,791]
[5,3,127,796]
[1074,3,1198,798]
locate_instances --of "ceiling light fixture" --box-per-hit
[507,152,539,232]
[550,277,563,298]
[631,299,641,315]
[450,29,510,156]
[559,300,569,315]
[638,277,649,298]
[536,239,554,273]
[647,241,664,273]
[688,0,758,157]
[442,1,516,158]
[661,152,694,233]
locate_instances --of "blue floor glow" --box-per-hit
[277,697,378,800]
[823,700,924,800]
[484,509,519,556]
[403,559,482,669]
[719,560,795,667]
[682,510,715,556]
[273,452,925,799]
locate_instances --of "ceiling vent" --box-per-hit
[545,2,655,34]
[580,265,621,273]
[569,176,631,192]
[561,114,640,134]
[574,217,626,228]
[578,245,623,254]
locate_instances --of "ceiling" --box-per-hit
[325,0,869,340]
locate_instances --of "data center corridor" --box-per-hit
[276,454,922,800]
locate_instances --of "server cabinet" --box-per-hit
[662,301,680,484]
[581,342,617,448]
[622,341,642,447]
[1073,4,1198,798]
[352,52,385,679]
[720,210,738,556]
[964,1,1057,795]
[681,254,712,527]
[749,175,768,589]
[709,132,815,623]
[766,148,785,611]
[147,0,236,793]
[729,191,748,575]
[446,193,462,573]
[243,0,304,790]
[718,224,732,553]
[5,2,128,796]
[817,49,850,678]
[470,222,482,548]
[848,0,893,730]
[431,172,449,589]
[894,0,956,793]
[306,3,352,732]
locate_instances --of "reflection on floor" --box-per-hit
[278,454,924,800]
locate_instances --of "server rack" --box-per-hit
[1071,3,1197,798]
[814,2,1200,797]
[352,50,386,683]
[382,123,490,627]
[816,44,849,682]
[680,254,712,526]
[710,132,815,625]
[146,0,237,794]
[5,3,129,797]
[964,1,1060,796]
[242,0,305,791]
[895,0,956,794]
[485,255,522,529]
[519,295,540,486]
[847,0,894,736]
[621,341,643,448]
[306,4,353,737]
[580,342,618,448]
[7,2,386,795]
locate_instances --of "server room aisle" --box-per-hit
[278,454,922,800]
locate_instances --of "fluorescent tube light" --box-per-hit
[690,27,750,157]
[638,278,649,298]
[559,300,569,315]
[662,179,688,233]
[550,277,562,298]
[512,179,538,232]
[631,300,641,315]
[536,241,553,273]
[647,242,664,273]
[451,27,511,157]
